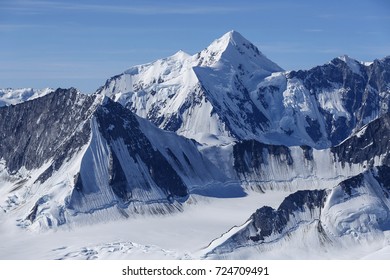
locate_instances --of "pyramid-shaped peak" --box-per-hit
[224,30,249,44]
[199,30,284,72]
[332,55,363,75]
[171,49,191,60]
[209,30,254,52]
[338,54,358,63]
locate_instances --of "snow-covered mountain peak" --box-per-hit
[338,54,355,62]
[171,49,191,60]
[332,55,363,75]
[196,31,283,74]
[205,30,247,53]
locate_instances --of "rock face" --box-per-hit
[0,88,235,228]
[331,112,390,166]
[0,88,95,179]
[285,56,390,146]
[247,189,328,242]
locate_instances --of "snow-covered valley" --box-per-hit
[0,190,288,259]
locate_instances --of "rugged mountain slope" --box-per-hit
[0,88,237,229]
[98,31,390,148]
[256,55,390,147]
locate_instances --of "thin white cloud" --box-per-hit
[4,0,248,15]
[0,23,50,31]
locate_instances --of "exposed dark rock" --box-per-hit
[331,112,390,166]
[233,139,293,175]
[249,190,327,241]
[95,98,188,198]
[305,116,322,143]
[338,174,364,196]
[301,145,313,161]
[288,57,390,146]
[375,165,390,192]
[0,88,96,181]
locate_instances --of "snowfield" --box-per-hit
[0,191,288,260]
[1,187,390,260]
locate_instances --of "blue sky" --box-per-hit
[1,0,390,93]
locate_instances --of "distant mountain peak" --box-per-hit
[211,30,249,50]
[197,30,283,72]
[171,49,191,60]
[331,54,363,75]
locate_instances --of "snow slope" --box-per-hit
[97,31,285,145]
[0,88,53,107]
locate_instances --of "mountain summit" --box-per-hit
[98,31,284,144]
[196,30,283,75]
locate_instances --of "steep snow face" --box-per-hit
[97,49,233,144]
[191,31,284,142]
[0,89,239,229]
[253,74,330,147]
[205,166,390,259]
[195,30,283,82]
[0,88,54,107]
[97,31,284,145]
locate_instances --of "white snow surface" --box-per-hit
[0,88,54,107]
[0,191,288,259]
[98,31,287,146]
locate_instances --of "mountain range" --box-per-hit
[1,31,390,259]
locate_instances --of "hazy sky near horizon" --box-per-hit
[1,0,390,93]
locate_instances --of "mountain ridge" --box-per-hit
[98,31,390,148]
